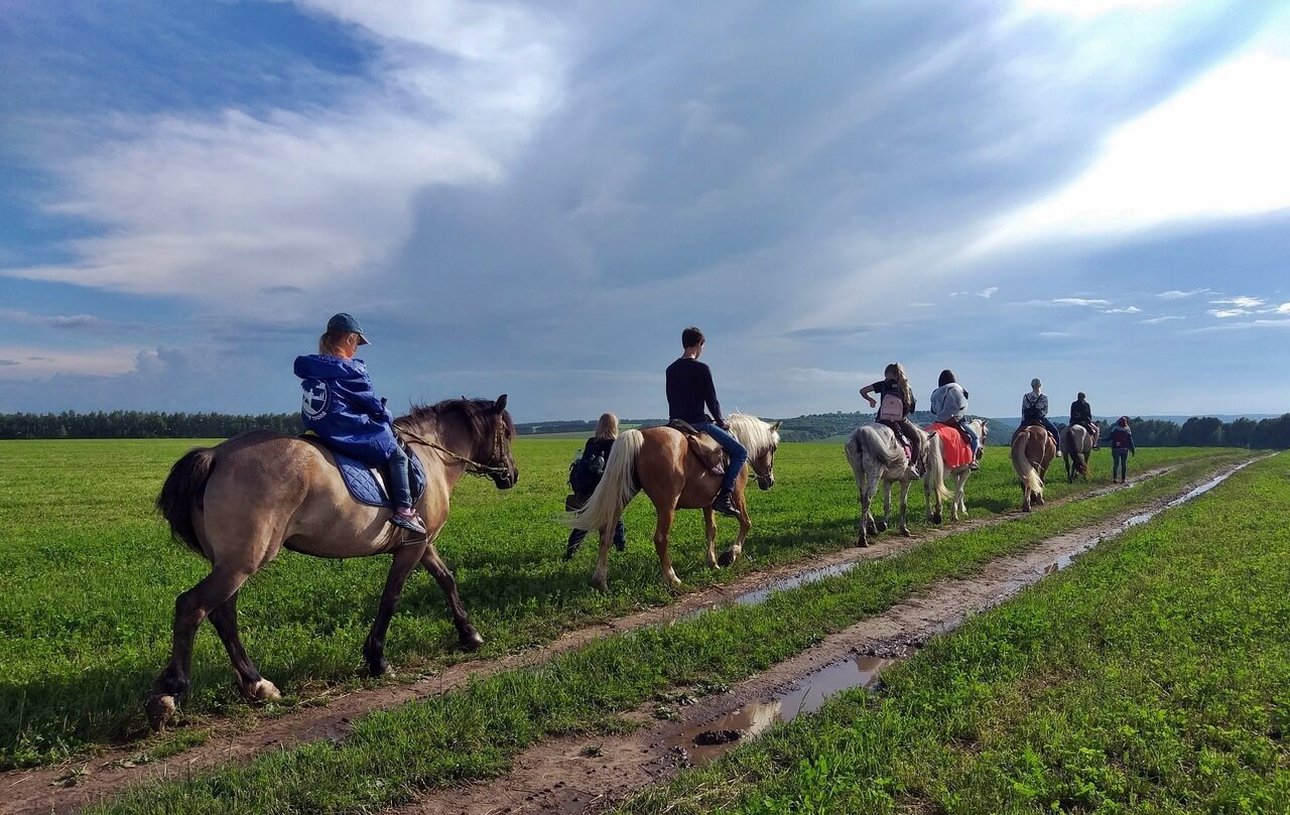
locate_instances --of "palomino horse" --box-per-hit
[923,418,989,523]
[845,422,943,547]
[566,414,781,592]
[149,396,518,728]
[1011,423,1055,511]
[1061,423,1096,483]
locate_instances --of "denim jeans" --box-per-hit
[958,420,980,455]
[694,421,748,494]
[385,445,413,508]
[1111,448,1130,480]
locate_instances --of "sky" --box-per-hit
[1,0,1288,422]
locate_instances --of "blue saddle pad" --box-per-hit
[331,447,427,508]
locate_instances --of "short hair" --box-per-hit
[595,412,619,440]
[681,326,705,348]
[938,369,956,387]
[1077,392,1086,400]
[1031,377,1042,388]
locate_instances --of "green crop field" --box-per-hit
[0,438,1241,768]
[617,455,1290,815]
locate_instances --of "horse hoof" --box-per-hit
[367,658,390,677]
[716,550,736,568]
[855,539,869,548]
[459,629,485,652]
[900,529,912,538]
[146,694,177,731]
[590,575,609,594]
[932,512,943,525]
[875,521,888,533]
[243,678,281,702]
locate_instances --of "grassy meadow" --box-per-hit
[0,437,1241,767]
[80,449,1265,814]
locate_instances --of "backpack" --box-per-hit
[569,446,607,495]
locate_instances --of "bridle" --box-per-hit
[396,420,512,480]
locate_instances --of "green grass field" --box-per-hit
[78,450,1263,814]
[0,438,1239,767]
[616,454,1290,814]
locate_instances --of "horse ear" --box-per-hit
[771,421,782,432]
[494,393,508,412]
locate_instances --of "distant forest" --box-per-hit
[1,410,1288,449]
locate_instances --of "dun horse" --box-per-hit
[1011,424,1055,511]
[845,423,946,547]
[565,414,780,592]
[924,418,989,523]
[150,396,518,728]
[1061,423,1095,482]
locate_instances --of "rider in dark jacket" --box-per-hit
[295,313,425,534]
[1069,392,1099,448]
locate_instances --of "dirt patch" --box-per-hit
[0,466,1192,815]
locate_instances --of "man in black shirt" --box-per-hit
[1069,392,1099,448]
[665,326,747,517]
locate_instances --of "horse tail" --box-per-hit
[924,433,951,502]
[860,424,904,468]
[1011,432,1043,498]
[156,446,218,556]
[565,429,643,532]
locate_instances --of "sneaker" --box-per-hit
[391,507,427,535]
[711,489,741,518]
[1055,450,1062,458]
[968,460,980,471]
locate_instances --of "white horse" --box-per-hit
[1061,423,1096,483]
[923,418,989,523]
[844,422,946,547]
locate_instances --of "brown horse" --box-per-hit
[149,396,518,728]
[1011,423,1055,511]
[565,414,781,592]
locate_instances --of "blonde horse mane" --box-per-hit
[726,413,780,458]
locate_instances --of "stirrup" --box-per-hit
[390,509,427,535]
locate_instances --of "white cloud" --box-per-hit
[1141,315,1184,324]
[1208,308,1249,318]
[1039,331,1073,338]
[1102,305,1141,313]
[1053,297,1111,307]
[970,39,1290,253]
[1210,295,1265,308]
[976,286,999,298]
[1278,303,1290,314]
[1,1,568,308]
[1157,288,1209,299]
[0,345,142,379]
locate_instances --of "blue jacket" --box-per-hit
[294,354,398,465]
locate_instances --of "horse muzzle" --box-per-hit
[756,473,775,490]
[492,465,519,489]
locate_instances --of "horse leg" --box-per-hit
[703,507,719,569]
[853,467,871,547]
[652,504,682,589]
[363,541,429,676]
[877,480,892,533]
[207,591,279,703]
[897,479,912,537]
[718,490,750,567]
[954,472,968,521]
[420,543,484,650]
[148,566,250,729]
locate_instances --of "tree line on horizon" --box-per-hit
[1,410,1288,449]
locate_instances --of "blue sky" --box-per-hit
[2,0,1288,422]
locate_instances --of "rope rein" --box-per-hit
[396,423,511,480]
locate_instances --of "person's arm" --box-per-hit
[860,381,880,408]
[702,366,725,427]
[339,373,391,423]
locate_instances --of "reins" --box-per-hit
[396,423,511,480]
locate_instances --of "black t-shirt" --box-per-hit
[666,357,722,424]
[1070,400,1092,424]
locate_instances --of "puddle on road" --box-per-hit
[669,460,1254,766]
[666,655,893,766]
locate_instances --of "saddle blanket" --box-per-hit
[926,422,973,470]
[302,434,428,508]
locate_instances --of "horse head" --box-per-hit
[729,415,780,490]
[399,394,519,489]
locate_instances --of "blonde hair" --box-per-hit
[594,412,619,440]
[318,331,350,356]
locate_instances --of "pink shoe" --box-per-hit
[391,507,427,535]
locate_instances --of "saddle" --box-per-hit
[300,433,427,508]
[927,422,972,470]
[667,419,727,475]
[876,420,913,462]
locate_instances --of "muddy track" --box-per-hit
[0,464,1201,815]
[395,459,1256,814]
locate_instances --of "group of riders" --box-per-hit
[294,314,1141,542]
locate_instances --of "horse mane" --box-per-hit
[726,413,779,457]
[397,397,513,441]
